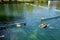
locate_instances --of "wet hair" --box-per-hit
[24,23,26,26]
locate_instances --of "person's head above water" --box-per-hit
[40,24,47,28]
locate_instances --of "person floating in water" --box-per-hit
[40,24,47,28]
[16,23,26,27]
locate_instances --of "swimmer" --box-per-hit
[41,17,46,20]
[0,35,5,38]
[40,24,47,28]
[16,23,26,27]
[16,23,21,27]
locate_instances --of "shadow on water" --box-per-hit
[0,3,25,25]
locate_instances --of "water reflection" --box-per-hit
[0,3,25,25]
[0,2,60,40]
[26,4,33,13]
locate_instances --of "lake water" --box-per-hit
[0,3,60,40]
